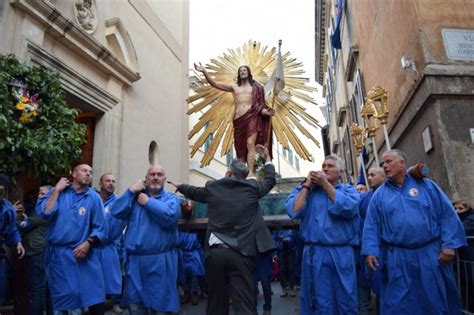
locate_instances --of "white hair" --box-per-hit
[325,155,345,172]
[383,149,408,164]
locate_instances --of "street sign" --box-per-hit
[442,29,474,61]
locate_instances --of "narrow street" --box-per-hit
[179,282,300,315]
[105,282,300,315]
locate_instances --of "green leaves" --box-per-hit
[0,54,86,181]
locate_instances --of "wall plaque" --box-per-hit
[442,29,474,61]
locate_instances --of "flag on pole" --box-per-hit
[330,0,343,50]
[356,147,368,185]
[264,44,285,97]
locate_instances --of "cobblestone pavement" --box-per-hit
[105,282,300,315]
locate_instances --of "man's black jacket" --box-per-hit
[177,163,276,256]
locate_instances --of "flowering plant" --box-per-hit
[0,54,86,182]
[255,153,266,178]
[12,87,42,123]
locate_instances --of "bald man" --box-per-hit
[362,150,465,314]
[112,165,181,314]
[357,167,385,314]
[95,174,126,311]
[37,164,106,314]
[360,167,385,223]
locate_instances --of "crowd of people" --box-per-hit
[0,146,473,315]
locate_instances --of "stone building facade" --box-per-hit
[0,0,190,192]
[317,0,474,204]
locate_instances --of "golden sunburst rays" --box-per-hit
[188,40,320,167]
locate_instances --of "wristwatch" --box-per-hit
[302,184,311,190]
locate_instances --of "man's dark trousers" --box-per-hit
[205,247,255,315]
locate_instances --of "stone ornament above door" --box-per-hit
[73,0,98,34]
[11,0,140,86]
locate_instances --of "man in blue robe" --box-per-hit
[0,174,24,256]
[0,174,25,304]
[111,165,180,314]
[272,229,297,297]
[177,232,205,305]
[362,149,466,315]
[37,164,106,314]
[254,252,273,315]
[96,173,126,311]
[285,155,360,315]
[357,167,384,315]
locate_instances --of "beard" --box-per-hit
[77,178,91,187]
[102,188,114,196]
[148,183,162,192]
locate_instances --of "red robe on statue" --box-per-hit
[233,83,273,160]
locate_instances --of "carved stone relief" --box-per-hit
[73,0,98,34]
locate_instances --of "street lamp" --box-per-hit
[361,102,380,166]
[366,86,391,150]
[350,122,369,190]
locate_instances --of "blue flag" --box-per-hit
[330,0,343,50]
[356,148,368,185]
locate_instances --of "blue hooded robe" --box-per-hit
[96,193,126,295]
[0,199,21,303]
[286,183,360,315]
[111,188,180,312]
[37,187,106,311]
[362,174,466,315]
[177,232,205,280]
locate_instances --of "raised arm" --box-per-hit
[41,177,69,217]
[291,171,314,213]
[255,144,276,196]
[194,62,234,92]
[139,194,180,230]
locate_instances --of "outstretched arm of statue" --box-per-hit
[194,62,233,92]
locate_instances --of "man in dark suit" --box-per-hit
[170,144,276,315]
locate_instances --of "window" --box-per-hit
[204,123,214,152]
[329,16,339,76]
[326,69,335,121]
[343,126,354,177]
[354,70,365,109]
[288,150,294,165]
[148,141,160,165]
[352,69,365,125]
[295,156,300,172]
[349,96,360,125]
[226,152,233,167]
[105,18,139,71]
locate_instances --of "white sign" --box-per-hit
[422,126,433,153]
[470,128,474,144]
[442,29,474,60]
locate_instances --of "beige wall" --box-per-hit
[349,0,474,146]
[349,0,424,147]
[117,1,189,190]
[1,0,190,194]
[413,0,474,63]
